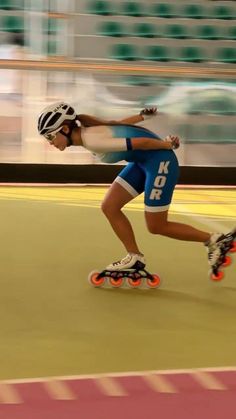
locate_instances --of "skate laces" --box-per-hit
[207,233,225,264]
[112,254,132,267]
[206,228,235,267]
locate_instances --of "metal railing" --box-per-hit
[1,59,236,79]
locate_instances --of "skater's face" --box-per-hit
[46,124,71,151]
[45,124,82,149]
[49,131,68,151]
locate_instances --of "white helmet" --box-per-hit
[38,101,77,138]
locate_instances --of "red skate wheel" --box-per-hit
[146,274,161,289]
[88,271,105,287]
[109,277,123,287]
[229,241,236,253]
[211,271,224,281]
[222,255,231,267]
[127,278,142,288]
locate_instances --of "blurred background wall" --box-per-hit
[0,0,235,167]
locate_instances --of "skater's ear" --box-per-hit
[61,124,70,134]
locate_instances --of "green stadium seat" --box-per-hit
[87,0,113,15]
[218,98,236,116]
[149,3,175,18]
[186,125,214,143]
[224,125,236,142]
[206,125,222,142]
[144,45,171,62]
[223,26,236,41]
[2,16,24,33]
[195,25,220,40]
[124,76,156,86]
[124,76,172,87]
[0,0,12,9]
[25,0,48,10]
[211,98,231,115]
[177,124,190,139]
[203,125,236,144]
[187,96,235,116]
[48,40,57,55]
[46,18,58,35]
[16,0,24,9]
[47,40,65,57]
[185,124,236,144]
[216,47,236,63]
[119,1,145,17]
[212,5,234,20]
[97,21,125,37]
[0,0,24,9]
[164,24,188,39]
[109,43,139,61]
[132,22,157,38]
[182,4,205,19]
[185,124,204,142]
[177,46,205,62]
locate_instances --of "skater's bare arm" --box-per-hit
[78,107,158,127]
[78,114,144,127]
[78,115,116,127]
[130,135,180,151]
[121,107,158,124]
[120,114,144,124]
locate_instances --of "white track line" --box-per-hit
[2,365,236,385]
[192,371,227,391]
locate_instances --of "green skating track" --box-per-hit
[0,186,235,380]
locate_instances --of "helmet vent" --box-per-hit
[67,107,75,115]
[49,112,61,126]
[39,113,52,130]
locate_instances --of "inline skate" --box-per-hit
[207,228,236,281]
[88,259,161,289]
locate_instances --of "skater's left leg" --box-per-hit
[145,210,210,242]
[143,150,210,242]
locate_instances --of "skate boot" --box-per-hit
[88,253,161,289]
[106,253,146,271]
[206,228,236,281]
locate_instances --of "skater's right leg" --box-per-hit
[101,163,146,270]
[101,181,141,255]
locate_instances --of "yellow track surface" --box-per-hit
[0,185,235,379]
[0,186,235,219]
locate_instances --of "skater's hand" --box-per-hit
[164,135,180,150]
[140,107,158,120]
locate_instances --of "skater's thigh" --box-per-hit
[102,163,145,210]
[141,150,179,214]
[138,150,179,231]
[145,209,168,233]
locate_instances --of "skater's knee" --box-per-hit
[101,200,111,216]
[147,222,168,235]
[101,200,120,217]
[145,210,169,235]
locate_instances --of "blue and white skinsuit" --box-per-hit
[81,124,179,212]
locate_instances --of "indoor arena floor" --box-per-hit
[0,185,235,418]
